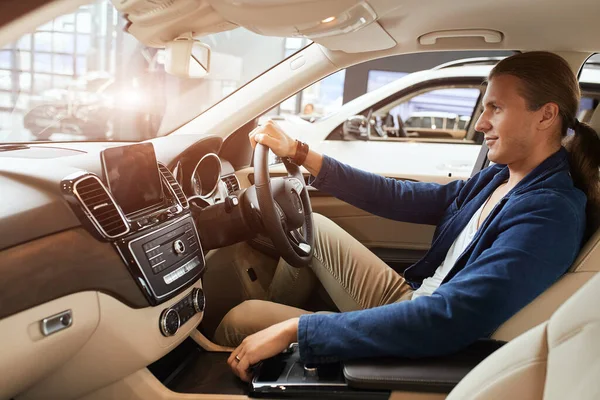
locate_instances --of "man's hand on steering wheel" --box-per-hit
[244,119,315,268]
[249,120,297,158]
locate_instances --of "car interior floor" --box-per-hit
[148,337,248,395]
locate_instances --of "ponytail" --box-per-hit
[563,120,600,238]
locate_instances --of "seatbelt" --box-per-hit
[470,141,490,177]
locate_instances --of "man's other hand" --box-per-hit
[227,317,299,382]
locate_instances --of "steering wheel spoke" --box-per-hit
[287,228,311,256]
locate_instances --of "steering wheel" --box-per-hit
[251,143,314,268]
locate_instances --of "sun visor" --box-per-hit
[112,0,236,47]
[314,21,396,53]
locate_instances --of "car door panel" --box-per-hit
[309,196,435,250]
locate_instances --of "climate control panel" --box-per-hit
[159,287,205,337]
[118,214,205,305]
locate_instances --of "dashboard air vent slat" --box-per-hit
[158,163,188,209]
[222,174,240,195]
[73,175,129,238]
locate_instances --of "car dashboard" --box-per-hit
[0,134,240,400]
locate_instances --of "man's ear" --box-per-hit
[538,102,560,130]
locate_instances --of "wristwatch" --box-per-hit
[289,140,309,166]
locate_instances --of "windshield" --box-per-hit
[0,0,309,143]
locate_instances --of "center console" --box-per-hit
[245,339,505,398]
[249,344,387,399]
[62,142,207,336]
[114,214,204,304]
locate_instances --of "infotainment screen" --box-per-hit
[101,143,164,215]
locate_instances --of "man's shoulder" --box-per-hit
[515,167,586,208]
[506,184,586,225]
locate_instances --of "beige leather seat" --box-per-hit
[447,263,600,399]
[492,107,600,341]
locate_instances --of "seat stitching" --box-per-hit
[457,357,547,396]
[550,322,600,347]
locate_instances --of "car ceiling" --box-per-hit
[2,0,600,56]
[117,0,600,54]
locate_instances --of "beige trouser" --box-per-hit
[213,213,414,347]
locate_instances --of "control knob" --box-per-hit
[159,308,180,337]
[192,287,205,313]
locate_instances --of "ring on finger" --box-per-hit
[235,355,241,363]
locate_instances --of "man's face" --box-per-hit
[474,75,541,165]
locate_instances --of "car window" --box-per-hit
[0,0,309,143]
[262,51,513,125]
[262,52,513,167]
[371,87,481,142]
[276,69,346,123]
[579,53,600,123]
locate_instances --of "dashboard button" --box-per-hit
[224,195,239,213]
[192,288,205,313]
[159,308,180,337]
[173,240,186,255]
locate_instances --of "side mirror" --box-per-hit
[165,34,211,79]
[342,113,372,141]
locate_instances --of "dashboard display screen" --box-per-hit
[101,143,164,215]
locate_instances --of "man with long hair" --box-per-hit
[219,52,600,382]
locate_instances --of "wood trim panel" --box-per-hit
[0,228,148,319]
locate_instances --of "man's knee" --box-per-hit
[313,212,335,232]
[312,213,347,245]
[214,300,257,347]
[213,300,311,347]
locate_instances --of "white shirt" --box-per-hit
[411,202,485,300]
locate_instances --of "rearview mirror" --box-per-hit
[165,34,211,79]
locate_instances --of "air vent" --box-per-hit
[222,174,240,194]
[73,175,129,238]
[158,163,188,209]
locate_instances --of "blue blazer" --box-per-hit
[298,147,586,363]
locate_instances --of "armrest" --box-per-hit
[343,339,505,393]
